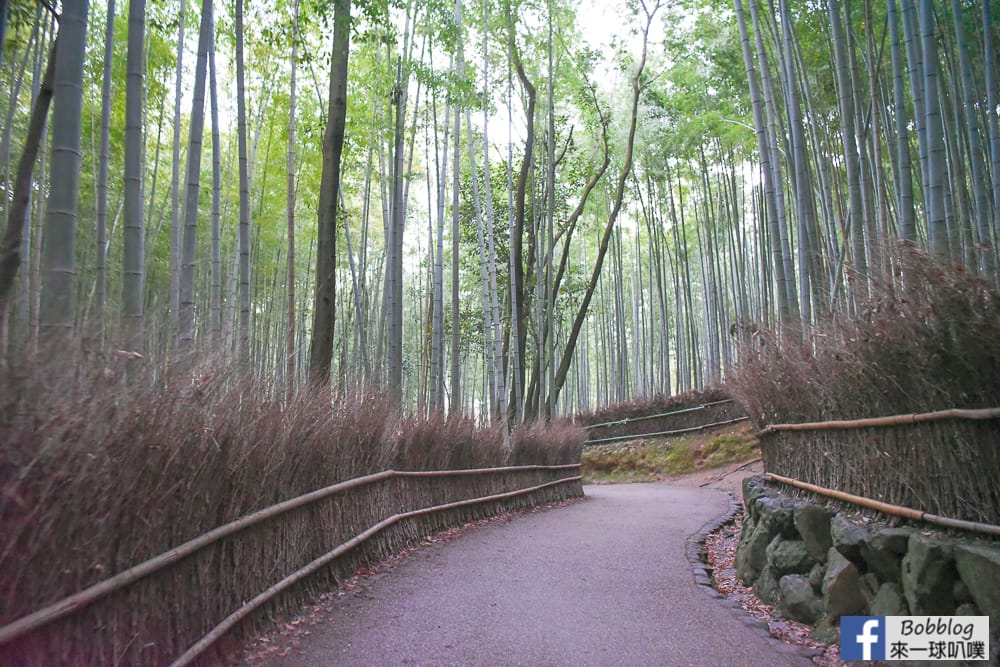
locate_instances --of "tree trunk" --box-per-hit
[547,1,658,410]
[39,0,90,348]
[11,7,45,355]
[170,0,185,336]
[0,8,40,226]
[828,0,868,288]
[776,0,815,325]
[918,0,949,259]
[479,0,506,422]
[951,0,993,275]
[235,0,251,365]
[734,0,793,327]
[749,0,798,323]
[386,55,407,404]
[122,0,146,359]
[94,0,115,356]
[430,64,450,413]
[177,0,212,352]
[0,38,56,350]
[308,0,351,386]
[465,106,498,417]
[985,0,1000,275]
[449,0,463,415]
[888,0,917,244]
[286,0,300,399]
[208,28,221,343]
[504,35,534,417]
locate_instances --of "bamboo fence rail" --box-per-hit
[764,472,1000,537]
[759,407,1000,436]
[756,406,1000,532]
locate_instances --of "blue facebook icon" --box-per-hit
[841,616,886,660]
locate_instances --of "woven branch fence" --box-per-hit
[758,409,1000,526]
[0,465,582,666]
[579,388,746,443]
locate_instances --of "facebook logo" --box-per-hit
[841,616,886,661]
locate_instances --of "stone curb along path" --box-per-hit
[686,493,743,589]
[258,484,816,667]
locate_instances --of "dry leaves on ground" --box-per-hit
[705,517,842,667]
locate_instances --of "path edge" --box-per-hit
[684,490,822,663]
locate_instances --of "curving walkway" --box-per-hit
[258,484,812,667]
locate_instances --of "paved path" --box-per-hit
[260,484,812,667]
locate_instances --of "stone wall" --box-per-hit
[734,475,1000,654]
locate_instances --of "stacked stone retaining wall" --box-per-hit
[735,475,1000,660]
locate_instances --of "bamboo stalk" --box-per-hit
[585,417,749,446]
[764,472,1000,536]
[759,407,1000,435]
[0,465,580,647]
[922,513,1000,536]
[169,475,582,667]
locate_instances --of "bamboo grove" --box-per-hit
[0,0,997,422]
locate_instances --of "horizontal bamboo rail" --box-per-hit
[0,464,580,648]
[759,407,1000,436]
[585,416,749,446]
[764,472,1000,537]
[170,474,582,667]
[582,399,735,430]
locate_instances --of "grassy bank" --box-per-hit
[581,423,759,483]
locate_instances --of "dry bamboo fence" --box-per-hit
[0,464,582,666]
[583,399,736,429]
[757,407,1000,526]
[581,391,746,443]
[585,416,749,446]
[759,407,1000,435]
